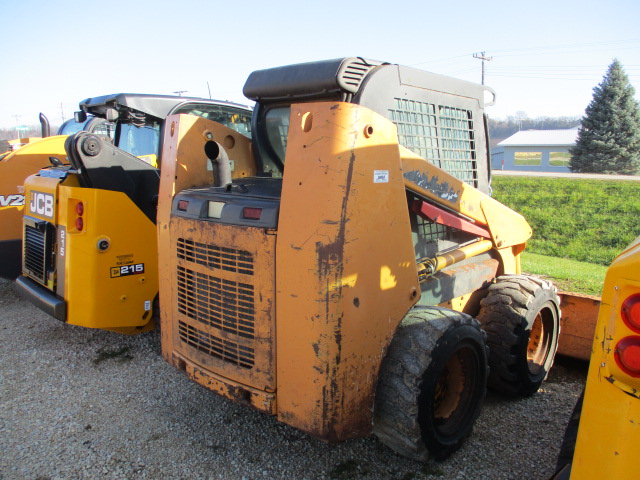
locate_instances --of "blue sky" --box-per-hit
[1,0,639,129]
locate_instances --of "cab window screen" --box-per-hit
[389,98,478,188]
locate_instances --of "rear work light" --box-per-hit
[75,201,84,232]
[242,207,262,220]
[622,293,640,333]
[615,336,640,377]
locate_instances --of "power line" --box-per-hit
[488,38,640,55]
[409,38,640,72]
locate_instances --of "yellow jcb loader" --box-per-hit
[16,94,253,334]
[157,57,561,460]
[0,97,198,279]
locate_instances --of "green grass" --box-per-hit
[492,176,640,266]
[521,252,607,296]
[491,175,640,295]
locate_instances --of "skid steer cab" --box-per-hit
[158,58,561,461]
[16,94,253,334]
[552,237,640,480]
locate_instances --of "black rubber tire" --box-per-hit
[554,390,584,475]
[476,275,561,397]
[373,307,488,461]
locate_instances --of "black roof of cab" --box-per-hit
[243,57,387,102]
[79,93,250,120]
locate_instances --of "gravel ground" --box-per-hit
[0,276,586,480]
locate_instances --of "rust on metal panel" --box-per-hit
[158,114,257,366]
[170,216,277,392]
[177,353,277,414]
[557,291,601,361]
[276,102,420,442]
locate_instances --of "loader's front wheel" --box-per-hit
[373,307,488,461]
[476,275,560,397]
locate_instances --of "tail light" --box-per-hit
[75,201,84,232]
[615,337,640,377]
[242,207,262,220]
[615,293,640,377]
[622,293,640,333]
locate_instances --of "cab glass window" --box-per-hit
[117,121,161,157]
[92,121,116,140]
[57,117,115,143]
[58,118,92,135]
[253,106,291,177]
[173,104,252,138]
[265,107,290,164]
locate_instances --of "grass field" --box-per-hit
[492,176,640,295]
[520,252,607,295]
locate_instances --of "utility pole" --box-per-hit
[473,52,492,85]
[173,90,188,97]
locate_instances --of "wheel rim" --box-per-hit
[433,346,479,438]
[527,302,555,375]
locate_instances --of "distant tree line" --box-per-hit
[3,118,582,145]
[0,125,59,141]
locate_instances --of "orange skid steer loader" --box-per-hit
[157,58,561,460]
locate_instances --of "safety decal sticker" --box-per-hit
[110,263,145,278]
[374,170,389,183]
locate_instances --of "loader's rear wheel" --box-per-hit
[373,307,488,461]
[477,275,560,397]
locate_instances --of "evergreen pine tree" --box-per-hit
[570,59,640,174]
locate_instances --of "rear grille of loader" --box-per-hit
[23,221,52,285]
[177,238,254,275]
[177,266,255,338]
[178,320,255,369]
[173,224,275,379]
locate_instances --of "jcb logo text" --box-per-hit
[29,191,54,218]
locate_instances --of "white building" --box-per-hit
[491,128,578,172]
